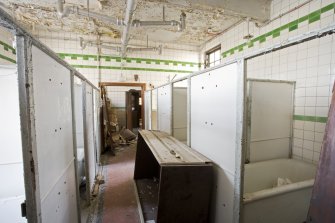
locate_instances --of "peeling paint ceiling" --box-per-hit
[1,0,271,46]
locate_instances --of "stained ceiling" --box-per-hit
[0,0,272,46]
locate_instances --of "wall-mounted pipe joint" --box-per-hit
[178,12,186,31]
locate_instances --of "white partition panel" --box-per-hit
[73,80,86,187]
[151,89,158,130]
[0,66,26,222]
[93,90,101,164]
[191,62,243,223]
[74,82,84,148]
[83,83,97,196]
[247,80,294,162]
[31,46,78,222]
[172,87,188,143]
[157,85,172,134]
[144,91,152,130]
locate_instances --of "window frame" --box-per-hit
[204,45,221,68]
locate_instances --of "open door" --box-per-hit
[126,89,142,130]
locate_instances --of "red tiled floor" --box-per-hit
[102,144,141,223]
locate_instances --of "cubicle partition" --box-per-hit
[151,89,158,130]
[83,83,98,201]
[73,79,85,188]
[190,62,245,223]
[145,61,245,223]
[157,85,172,134]
[172,79,188,144]
[0,8,101,223]
[144,91,152,130]
[93,90,102,165]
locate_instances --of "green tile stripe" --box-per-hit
[294,115,328,123]
[0,40,16,54]
[71,64,193,73]
[58,53,199,67]
[0,53,16,64]
[222,3,335,58]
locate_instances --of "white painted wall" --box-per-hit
[0,65,26,223]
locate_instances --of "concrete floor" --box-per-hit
[100,144,141,223]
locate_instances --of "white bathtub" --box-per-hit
[242,158,317,223]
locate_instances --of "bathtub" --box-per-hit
[242,158,317,223]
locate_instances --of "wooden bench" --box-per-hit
[134,130,213,223]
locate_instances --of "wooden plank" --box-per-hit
[152,131,211,163]
[139,130,211,165]
[140,130,176,164]
[307,84,335,223]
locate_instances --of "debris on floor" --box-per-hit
[120,127,137,142]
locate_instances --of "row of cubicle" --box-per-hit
[144,61,245,223]
[0,9,102,223]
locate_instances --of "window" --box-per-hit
[205,45,221,68]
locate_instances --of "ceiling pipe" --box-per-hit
[80,37,121,51]
[57,0,124,25]
[80,37,162,54]
[57,0,70,18]
[73,7,124,25]
[58,0,184,56]
[121,0,136,57]
[132,12,186,31]
[127,45,162,55]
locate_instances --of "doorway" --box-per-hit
[126,89,142,131]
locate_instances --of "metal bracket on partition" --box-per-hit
[21,201,27,218]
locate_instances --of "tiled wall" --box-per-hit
[0,27,16,65]
[106,86,142,108]
[105,86,143,128]
[35,31,200,88]
[0,27,200,88]
[2,0,333,163]
[200,0,335,163]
